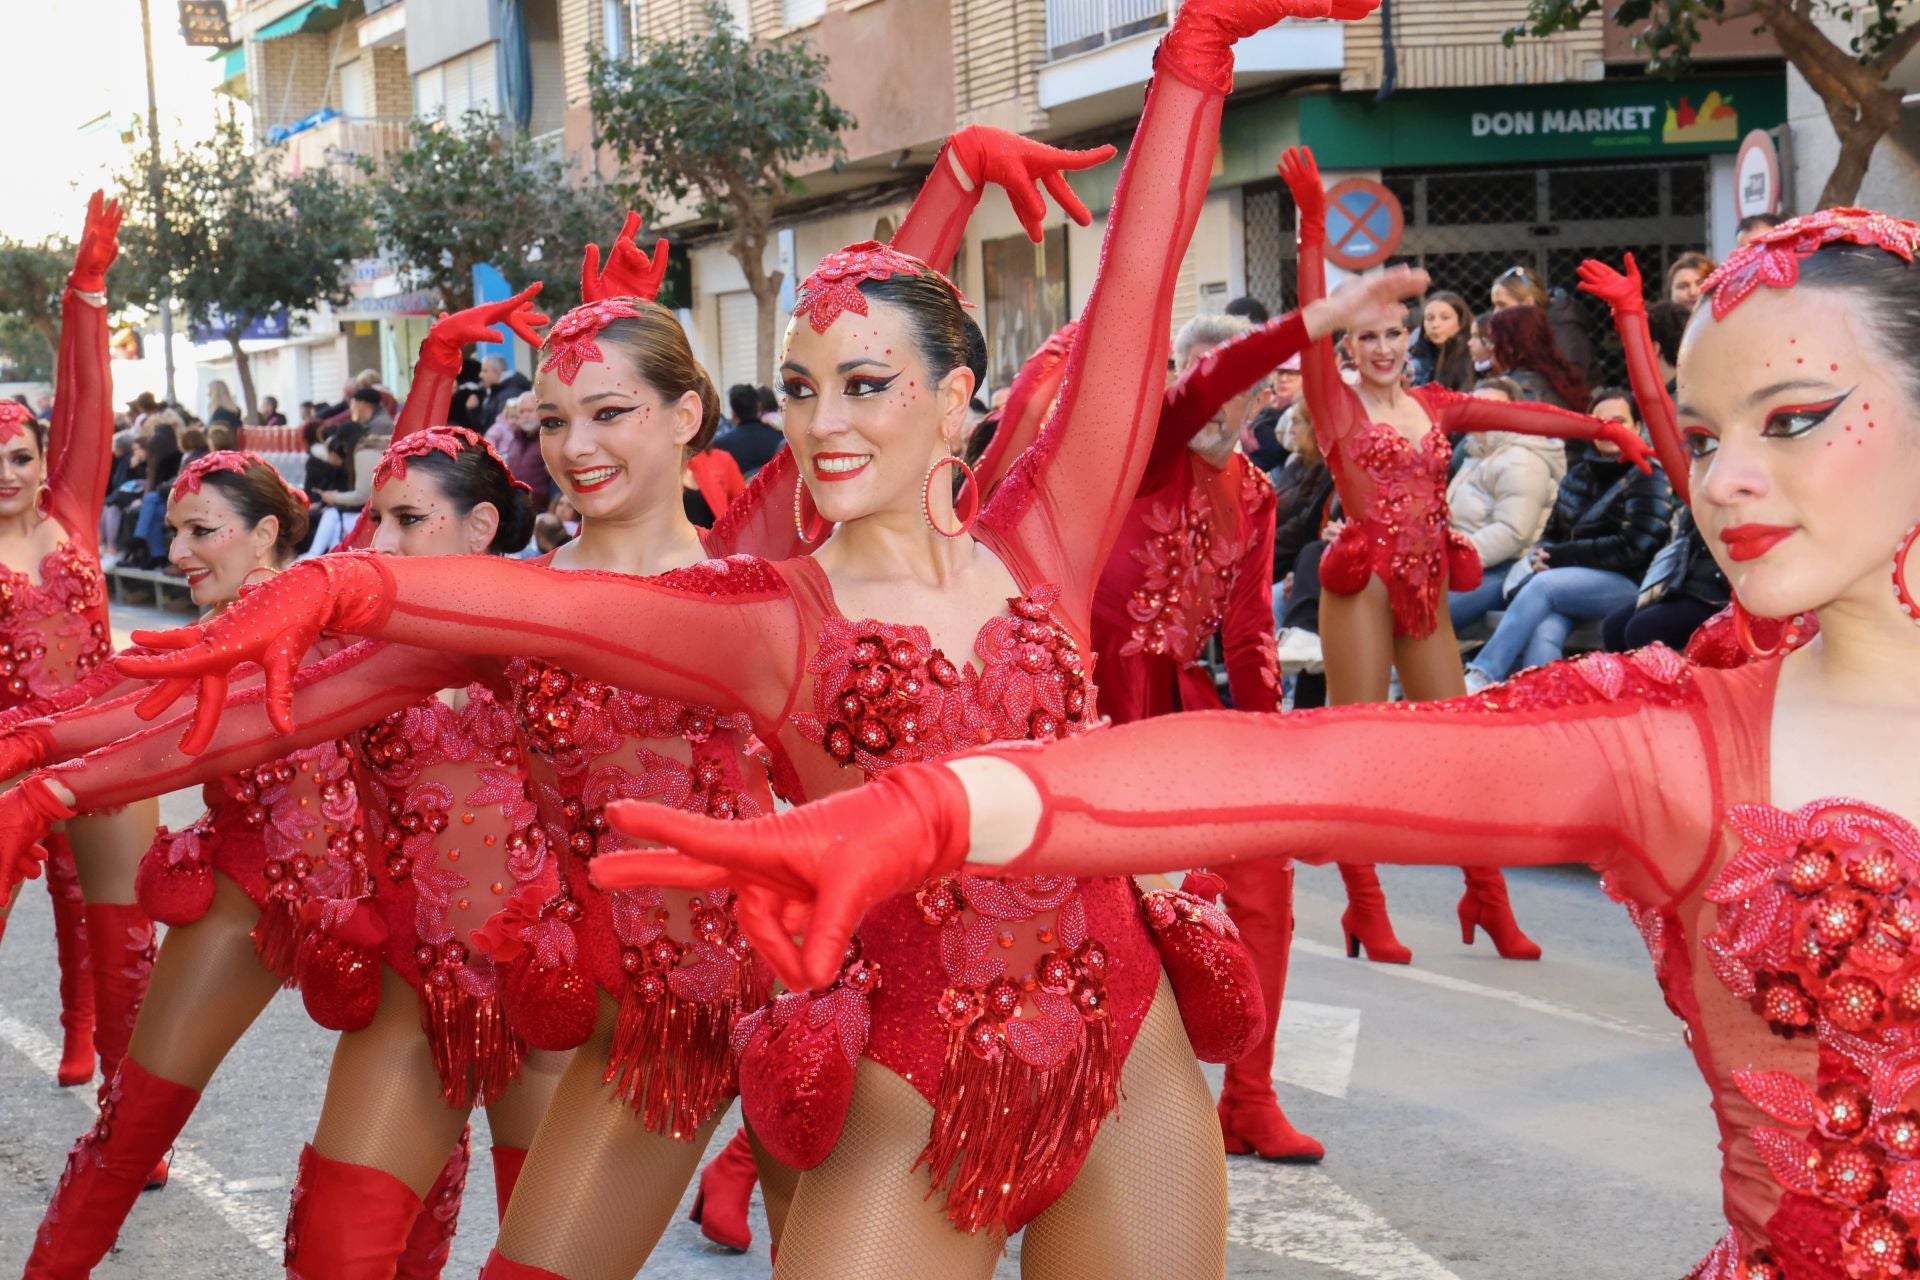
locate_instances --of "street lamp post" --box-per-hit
[137,0,178,405]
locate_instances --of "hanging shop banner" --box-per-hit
[1299,74,1787,169]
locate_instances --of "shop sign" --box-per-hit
[1299,75,1785,168]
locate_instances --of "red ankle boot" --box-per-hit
[1458,867,1542,961]
[479,1250,564,1278]
[22,1059,201,1279]
[1338,864,1411,964]
[1216,860,1324,1162]
[491,1144,528,1221]
[394,1127,470,1280]
[43,836,95,1087]
[690,1127,757,1252]
[283,1144,426,1279]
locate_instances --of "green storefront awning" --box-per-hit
[256,0,350,41]
[209,44,246,80]
[1298,74,1788,169]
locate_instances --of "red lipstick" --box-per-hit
[1718,523,1796,563]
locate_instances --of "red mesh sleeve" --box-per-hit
[702,446,808,561]
[1610,306,1691,505]
[1149,312,1310,491]
[984,68,1230,629]
[889,141,980,277]
[46,286,112,548]
[975,323,1075,497]
[988,658,1716,908]
[1412,382,1611,445]
[1289,198,1379,520]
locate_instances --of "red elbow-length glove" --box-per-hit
[416,283,550,377]
[0,774,78,899]
[581,211,670,303]
[593,763,973,991]
[1158,0,1380,95]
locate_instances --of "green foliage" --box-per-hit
[587,2,855,224]
[0,236,72,378]
[367,110,625,314]
[1506,0,1913,71]
[117,111,371,348]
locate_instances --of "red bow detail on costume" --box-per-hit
[372,425,531,493]
[540,298,643,385]
[793,240,973,335]
[1702,207,1920,320]
[0,402,34,444]
[170,450,309,507]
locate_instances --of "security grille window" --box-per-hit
[1245,159,1707,387]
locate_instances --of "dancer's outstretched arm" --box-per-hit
[47,191,121,544]
[1577,253,1692,503]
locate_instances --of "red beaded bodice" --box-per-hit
[0,542,109,707]
[1321,421,1463,639]
[1118,466,1267,667]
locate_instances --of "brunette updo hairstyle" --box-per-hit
[192,454,310,563]
[385,435,536,556]
[593,301,723,453]
[1733,241,1920,411]
[855,273,988,417]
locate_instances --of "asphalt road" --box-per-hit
[0,602,1726,1277]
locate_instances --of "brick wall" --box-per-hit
[250,28,351,135]
[952,0,1046,135]
[367,44,413,117]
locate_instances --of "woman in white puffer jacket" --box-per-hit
[1445,378,1568,631]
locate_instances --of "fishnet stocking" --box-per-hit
[64,799,159,904]
[312,965,474,1196]
[1019,976,1226,1279]
[125,872,283,1090]
[490,994,721,1279]
[772,1059,1006,1280]
[748,1120,799,1249]
[486,1049,569,1151]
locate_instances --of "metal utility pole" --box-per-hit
[138,0,178,404]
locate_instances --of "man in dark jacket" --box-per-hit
[1465,388,1675,689]
[475,355,533,433]
[1600,506,1729,653]
[713,383,784,478]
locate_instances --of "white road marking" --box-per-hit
[0,1015,283,1257]
[1228,1162,1462,1279]
[1273,1000,1361,1099]
[1293,939,1674,1043]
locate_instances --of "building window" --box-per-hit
[982,227,1069,395]
[782,0,825,28]
[603,0,630,56]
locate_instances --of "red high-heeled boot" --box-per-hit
[479,1250,564,1278]
[1458,867,1542,961]
[22,1059,201,1279]
[43,835,96,1087]
[83,900,165,1188]
[283,1144,426,1279]
[1216,860,1324,1162]
[491,1145,527,1221]
[393,1127,470,1280]
[1338,864,1411,964]
[690,1127,757,1251]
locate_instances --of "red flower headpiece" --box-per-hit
[373,425,532,493]
[540,298,643,385]
[0,402,33,444]
[792,241,972,335]
[170,450,309,508]
[1701,207,1920,320]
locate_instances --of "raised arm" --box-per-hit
[1143,310,1311,490]
[890,127,1115,274]
[994,0,1380,608]
[594,651,1713,988]
[974,323,1075,496]
[46,191,122,543]
[1412,382,1653,471]
[116,552,802,751]
[1577,253,1690,504]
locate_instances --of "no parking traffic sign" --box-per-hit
[1322,178,1404,271]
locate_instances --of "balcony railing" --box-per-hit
[273,113,414,182]
[1045,0,1171,61]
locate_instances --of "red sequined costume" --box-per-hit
[1286,148,1632,641]
[111,9,1295,1230]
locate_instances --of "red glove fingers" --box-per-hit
[69,190,124,294]
[581,211,670,302]
[0,774,76,899]
[1575,253,1647,316]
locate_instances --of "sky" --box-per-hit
[0,2,226,242]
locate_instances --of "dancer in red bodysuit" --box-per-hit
[109,6,1397,1272]
[0,193,159,1095]
[589,209,1920,1280]
[1278,146,1650,965]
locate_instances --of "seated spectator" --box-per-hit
[1601,505,1729,654]
[261,395,287,427]
[208,424,236,453]
[1645,301,1689,387]
[1468,311,1496,379]
[1666,252,1714,311]
[302,403,388,556]
[128,413,183,567]
[1446,376,1568,632]
[1408,291,1475,391]
[1485,305,1588,409]
[1489,264,1596,385]
[178,425,210,467]
[499,391,551,509]
[1464,387,1675,690]
[714,383,785,478]
[1269,402,1333,606]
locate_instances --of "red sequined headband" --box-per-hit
[793,241,972,335]
[373,425,532,493]
[0,402,34,444]
[170,450,309,508]
[1701,207,1920,320]
[540,298,643,385]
